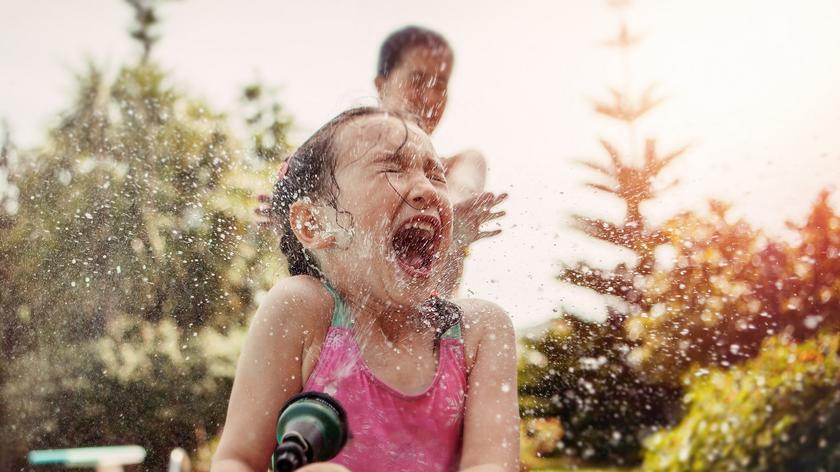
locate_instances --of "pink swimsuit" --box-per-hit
[303,283,467,471]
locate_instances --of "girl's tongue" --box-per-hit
[392,226,436,277]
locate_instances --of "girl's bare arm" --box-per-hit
[211,277,330,472]
[458,300,520,471]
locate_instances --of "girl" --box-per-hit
[212,108,519,472]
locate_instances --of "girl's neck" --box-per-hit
[341,287,435,349]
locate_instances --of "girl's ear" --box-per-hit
[289,200,336,250]
[374,75,386,94]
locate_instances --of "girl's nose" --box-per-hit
[407,175,438,210]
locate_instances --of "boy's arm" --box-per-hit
[442,150,487,203]
[438,192,507,298]
[438,150,507,298]
[458,301,521,471]
[211,277,328,472]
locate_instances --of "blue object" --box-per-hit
[29,445,146,467]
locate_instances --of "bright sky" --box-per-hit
[2,0,840,329]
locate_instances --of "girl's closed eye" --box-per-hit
[381,164,404,175]
[377,153,406,174]
[428,168,447,183]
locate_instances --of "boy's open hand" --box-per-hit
[452,192,508,249]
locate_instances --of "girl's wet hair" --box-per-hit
[377,26,452,78]
[270,107,388,277]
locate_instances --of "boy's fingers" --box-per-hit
[475,192,507,211]
[494,194,509,206]
[476,229,502,241]
[469,193,493,209]
[485,211,506,221]
[476,193,498,211]
[257,194,270,202]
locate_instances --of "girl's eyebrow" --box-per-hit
[372,151,401,163]
[372,148,413,164]
[371,146,442,172]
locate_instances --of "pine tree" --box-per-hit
[126,0,161,63]
[561,9,685,309]
[519,2,686,465]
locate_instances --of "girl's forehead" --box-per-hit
[334,114,435,167]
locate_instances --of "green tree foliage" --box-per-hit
[0,62,280,353]
[3,318,243,470]
[0,59,286,469]
[242,83,293,162]
[0,5,291,463]
[627,193,840,384]
[642,332,840,471]
[519,313,681,465]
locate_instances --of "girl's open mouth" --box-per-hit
[391,215,442,279]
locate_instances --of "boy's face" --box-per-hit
[376,46,453,134]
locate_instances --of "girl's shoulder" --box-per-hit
[260,275,334,340]
[452,298,514,373]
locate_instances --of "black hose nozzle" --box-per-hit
[271,392,349,472]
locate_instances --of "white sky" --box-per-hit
[2,0,840,329]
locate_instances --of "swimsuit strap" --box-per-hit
[442,322,462,340]
[322,281,353,328]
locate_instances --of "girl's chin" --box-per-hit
[388,270,439,304]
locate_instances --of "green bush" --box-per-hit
[3,317,244,470]
[519,313,682,466]
[642,333,840,471]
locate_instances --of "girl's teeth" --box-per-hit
[402,221,435,237]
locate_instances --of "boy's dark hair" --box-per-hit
[377,26,452,78]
